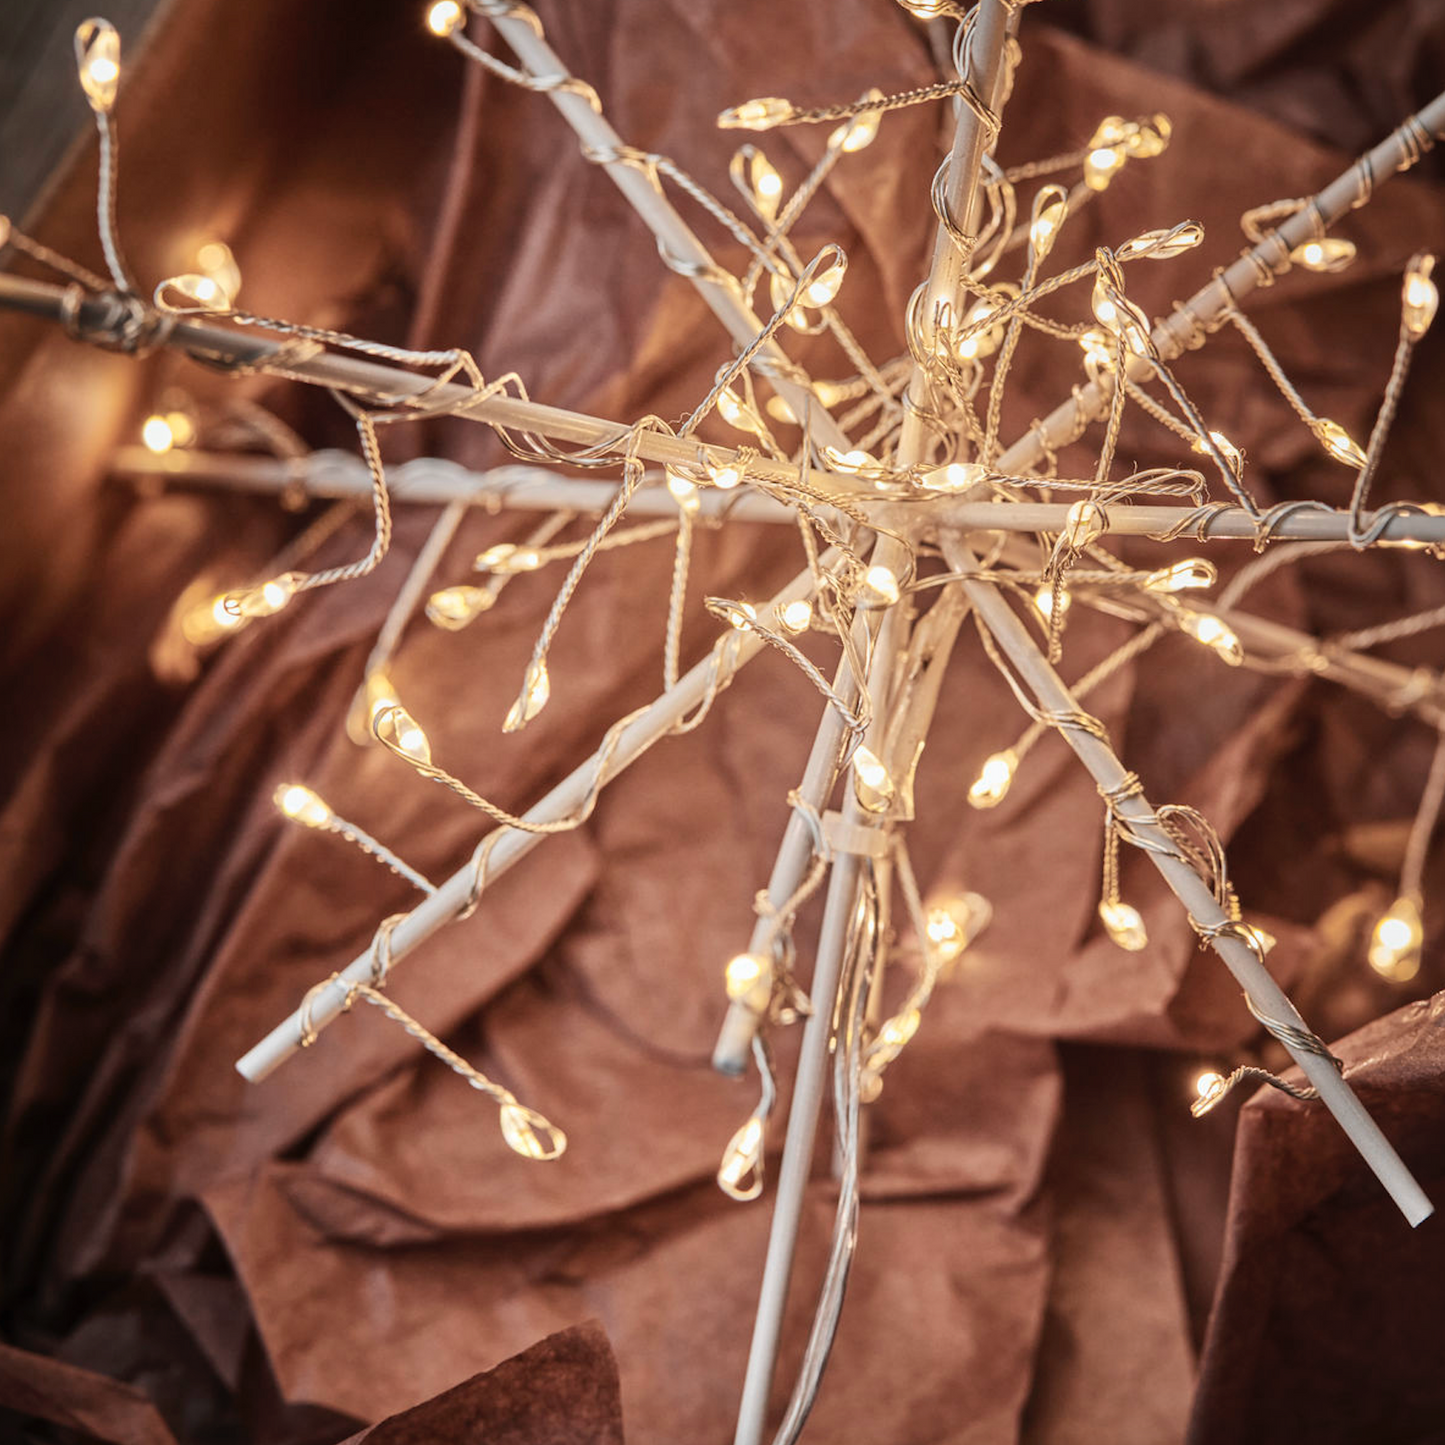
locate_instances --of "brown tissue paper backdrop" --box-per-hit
[2,1,1445,1442]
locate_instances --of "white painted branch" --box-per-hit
[235,555,833,1083]
[941,532,1433,1227]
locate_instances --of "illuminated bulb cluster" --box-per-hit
[1179,610,1244,666]
[141,410,196,454]
[967,749,1016,809]
[1368,896,1423,982]
[1081,113,1170,191]
[274,783,332,830]
[1099,898,1148,952]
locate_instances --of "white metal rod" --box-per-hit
[731,9,1017,1442]
[941,532,1433,1227]
[235,556,832,1083]
[112,447,797,524]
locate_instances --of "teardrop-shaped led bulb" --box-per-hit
[75,19,120,113]
[1403,255,1438,340]
[498,1101,567,1160]
[717,1115,765,1200]
[866,1007,921,1071]
[724,952,773,1011]
[968,750,1017,808]
[1145,558,1216,593]
[1313,419,1367,468]
[374,704,433,765]
[1099,898,1148,951]
[859,564,901,609]
[1368,896,1423,982]
[852,745,895,814]
[1179,611,1244,666]
[274,783,332,830]
[718,96,792,131]
[220,572,300,620]
[503,658,551,732]
[748,150,783,223]
[427,585,493,630]
[1290,237,1356,273]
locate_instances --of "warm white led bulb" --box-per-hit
[504,658,551,732]
[665,468,701,513]
[1194,1070,1226,1102]
[1033,586,1070,622]
[718,97,792,131]
[1368,896,1423,981]
[1180,611,1244,666]
[1099,898,1148,952]
[1063,499,1106,549]
[1289,237,1356,273]
[75,19,121,113]
[852,745,895,814]
[968,750,1016,809]
[274,783,332,830]
[1145,559,1216,593]
[921,461,985,493]
[142,414,176,454]
[375,704,433,764]
[1313,419,1367,468]
[1403,255,1438,340]
[717,1115,765,1198]
[724,952,773,1010]
[777,598,813,634]
[861,564,901,609]
[426,585,493,629]
[1083,145,1124,191]
[498,1102,566,1160]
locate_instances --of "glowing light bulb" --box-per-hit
[925,901,971,962]
[498,1102,566,1160]
[804,253,847,308]
[765,394,797,424]
[1313,419,1367,468]
[1099,898,1148,951]
[1180,611,1244,666]
[955,289,1014,360]
[861,564,901,608]
[717,387,764,435]
[1239,922,1277,957]
[718,97,792,131]
[194,240,241,306]
[154,273,232,314]
[705,457,743,489]
[1090,277,1153,356]
[1079,327,1114,370]
[867,1008,922,1071]
[724,952,773,1010]
[824,447,879,475]
[921,461,985,493]
[1403,255,1438,340]
[1116,222,1204,261]
[374,705,432,764]
[1368,896,1423,981]
[1028,187,1069,260]
[968,749,1017,809]
[1063,499,1107,549]
[426,584,493,629]
[504,658,551,732]
[142,414,176,453]
[207,595,243,633]
[665,468,701,513]
[1145,558,1217,593]
[274,783,332,830]
[852,745,895,814]
[746,150,784,223]
[726,601,758,630]
[365,671,400,723]
[829,91,884,153]
[75,19,120,113]
[426,0,464,35]
[1194,1070,1226,1103]
[220,572,299,620]
[717,1116,765,1199]
[1290,237,1356,273]
[1083,145,1125,191]
[1192,429,1243,472]
[474,542,536,573]
[777,598,813,633]
[1033,586,1069,622]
